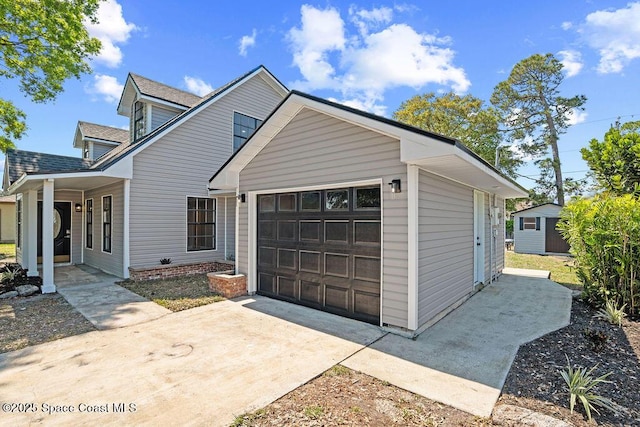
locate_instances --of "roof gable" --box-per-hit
[209,91,528,199]
[92,65,288,171]
[73,121,129,149]
[512,203,563,215]
[116,73,203,117]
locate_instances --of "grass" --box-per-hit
[119,274,225,312]
[505,251,580,287]
[0,243,16,259]
[303,405,324,419]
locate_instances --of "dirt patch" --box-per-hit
[232,366,496,426]
[499,298,640,426]
[0,294,95,354]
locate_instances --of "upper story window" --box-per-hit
[83,141,90,159]
[233,112,262,152]
[134,101,145,140]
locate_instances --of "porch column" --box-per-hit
[41,179,56,293]
[26,190,39,277]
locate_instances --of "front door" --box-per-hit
[473,191,485,285]
[38,201,72,263]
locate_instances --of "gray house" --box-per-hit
[513,203,570,255]
[3,66,288,292]
[210,91,527,334]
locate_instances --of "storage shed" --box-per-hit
[513,203,570,255]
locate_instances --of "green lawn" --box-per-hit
[505,251,581,288]
[119,274,225,311]
[0,243,15,259]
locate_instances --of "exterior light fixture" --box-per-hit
[237,193,246,203]
[75,203,83,213]
[389,179,401,193]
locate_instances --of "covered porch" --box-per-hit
[8,172,130,293]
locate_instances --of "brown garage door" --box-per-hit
[545,217,570,253]
[257,186,381,324]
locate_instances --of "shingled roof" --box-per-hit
[77,121,128,144]
[5,149,93,185]
[130,73,202,107]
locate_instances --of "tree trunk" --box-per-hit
[540,94,565,205]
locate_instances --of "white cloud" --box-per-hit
[561,21,573,30]
[183,76,214,96]
[580,2,640,73]
[566,108,588,125]
[239,29,257,57]
[287,5,469,114]
[85,0,138,68]
[86,74,124,103]
[557,50,583,77]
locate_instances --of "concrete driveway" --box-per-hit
[0,271,571,425]
[0,297,384,426]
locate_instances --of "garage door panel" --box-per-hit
[258,273,275,293]
[354,256,381,282]
[257,186,381,325]
[277,276,297,298]
[277,248,297,270]
[300,280,322,304]
[299,250,321,273]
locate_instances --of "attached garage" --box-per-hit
[210,91,527,335]
[257,186,381,324]
[513,203,570,255]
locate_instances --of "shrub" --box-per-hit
[159,258,172,265]
[594,299,627,326]
[559,355,616,421]
[558,194,640,316]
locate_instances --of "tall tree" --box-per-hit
[490,53,586,206]
[581,120,640,195]
[393,92,522,177]
[0,0,102,152]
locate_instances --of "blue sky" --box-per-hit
[4,0,640,190]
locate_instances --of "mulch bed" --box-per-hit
[0,294,96,354]
[499,298,640,426]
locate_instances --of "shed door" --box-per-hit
[257,186,381,324]
[545,217,570,253]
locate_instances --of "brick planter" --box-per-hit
[207,272,247,299]
[129,261,235,281]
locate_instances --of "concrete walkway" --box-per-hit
[0,270,572,425]
[55,265,170,330]
[343,272,572,417]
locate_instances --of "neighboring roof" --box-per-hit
[5,149,93,185]
[92,65,288,171]
[0,194,15,203]
[209,90,528,199]
[512,203,563,215]
[129,73,202,107]
[77,121,129,144]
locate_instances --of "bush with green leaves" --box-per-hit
[558,194,640,316]
[560,356,616,421]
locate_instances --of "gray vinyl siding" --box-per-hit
[514,204,562,255]
[93,142,115,160]
[237,108,409,329]
[151,105,181,131]
[129,75,284,268]
[83,182,124,276]
[417,170,474,326]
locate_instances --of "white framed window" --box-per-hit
[233,112,262,152]
[134,101,145,140]
[187,197,216,251]
[520,217,540,231]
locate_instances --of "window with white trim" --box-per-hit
[520,216,540,230]
[187,197,216,251]
[134,101,145,140]
[233,112,262,152]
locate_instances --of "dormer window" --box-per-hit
[233,112,262,152]
[83,141,90,159]
[134,101,145,140]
